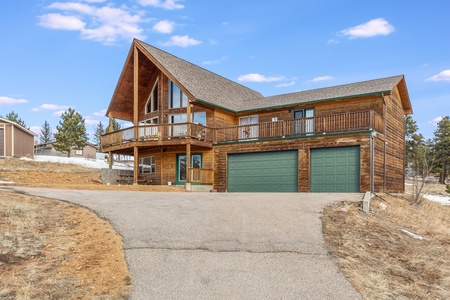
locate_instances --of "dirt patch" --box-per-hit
[0,157,186,192]
[0,190,131,299]
[322,194,450,299]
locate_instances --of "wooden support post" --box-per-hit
[134,146,138,185]
[108,151,113,169]
[108,114,113,133]
[133,46,139,141]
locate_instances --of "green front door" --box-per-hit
[227,151,298,192]
[310,146,360,192]
[176,153,202,185]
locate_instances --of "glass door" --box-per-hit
[176,153,202,185]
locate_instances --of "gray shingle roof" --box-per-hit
[238,75,405,112]
[137,40,263,112]
[137,40,406,113]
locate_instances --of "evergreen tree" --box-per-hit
[54,108,89,158]
[405,115,424,168]
[93,121,105,151]
[2,111,28,129]
[39,120,53,143]
[433,116,450,184]
[105,118,121,133]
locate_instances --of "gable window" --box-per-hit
[145,79,159,114]
[75,149,83,156]
[169,80,188,109]
[293,108,314,135]
[139,156,156,174]
[239,115,259,140]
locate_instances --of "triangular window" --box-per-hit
[145,79,159,113]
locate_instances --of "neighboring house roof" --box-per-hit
[107,39,412,118]
[0,117,37,137]
[35,141,96,149]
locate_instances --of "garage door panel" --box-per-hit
[310,146,360,192]
[228,151,298,192]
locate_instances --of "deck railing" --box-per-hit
[214,110,384,143]
[188,168,214,185]
[101,110,384,148]
[101,123,214,148]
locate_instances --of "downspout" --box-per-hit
[382,93,387,193]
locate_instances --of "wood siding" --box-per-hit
[213,133,371,192]
[384,87,406,192]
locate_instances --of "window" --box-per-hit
[145,80,159,113]
[139,156,156,174]
[75,149,83,156]
[293,108,314,135]
[169,80,188,108]
[239,115,259,139]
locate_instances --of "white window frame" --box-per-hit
[145,79,159,114]
[75,149,83,156]
[239,115,259,140]
[169,80,188,109]
[139,156,156,174]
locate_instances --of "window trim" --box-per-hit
[145,79,159,114]
[139,156,156,174]
[292,107,315,135]
[169,80,188,109]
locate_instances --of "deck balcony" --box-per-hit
[101,110,384,151]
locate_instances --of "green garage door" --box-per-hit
[228,151,298,192]
[310,146,360,192]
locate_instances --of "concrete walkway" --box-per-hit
[6,187,362,300]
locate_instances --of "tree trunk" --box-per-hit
[440,172,446,184]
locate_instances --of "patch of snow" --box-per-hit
[405,183,413,186]
[24,155,132,170]
[423,194,450,206]
[401,229,425,240]
[0,180,16,184]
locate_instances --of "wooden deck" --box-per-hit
[101,110,383,151]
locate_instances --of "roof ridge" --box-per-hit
[136,39,262,97]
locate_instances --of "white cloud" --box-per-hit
[309,76,334,82]
[38,2,145,44]
[153,20,175,34]
[238,73,285,83]
[161,35,202,47]
[327,39,339,45]
[0,96,28,105]
[137,0,184,10]
[82,0,106,3]
[53,110,66,117]
[38,13,86,30]
[85,117,100,125]
[275,81,296,88]
[202,56,227,65]
[29,126,41,135]
[426,70,450,82]
[429,116,443,125]
[32,104,70,111]
[341,18,395,39]
[93,109,107,117]
[222,21,229,26]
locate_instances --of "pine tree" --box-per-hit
[93,121,105,151]
[3,111,28,129]
[54,108,89,158]
[405,115,424,169]
[39,120,53,144]
[433,116,450,184]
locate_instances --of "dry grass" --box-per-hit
[322,194,450,300]
[0,191,131,299]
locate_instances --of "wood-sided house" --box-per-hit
[101,39,412,193]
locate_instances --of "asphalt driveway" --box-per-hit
[8,188,362,299]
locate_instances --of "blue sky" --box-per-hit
[1,0,449,140]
